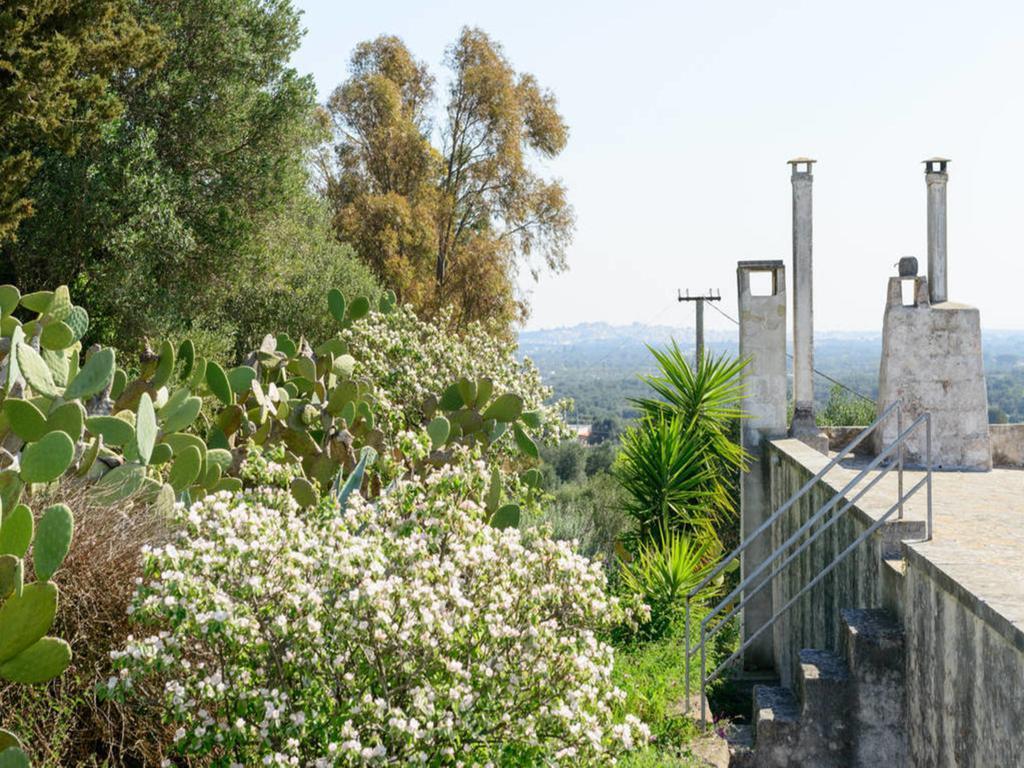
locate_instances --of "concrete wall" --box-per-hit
[902,548,1024,767]
[738,260,788,669]
[874,276,991,470]
[767,439,1024,767]
[825,424,1024,467]
[767,439,917,686]
[991,424,1024,468]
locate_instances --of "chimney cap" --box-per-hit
[787,157,817,165]
[923,157,951,173]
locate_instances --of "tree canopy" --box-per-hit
[321,28,575,331]
[0,0,163,243]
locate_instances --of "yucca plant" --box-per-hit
[629,343,748,524]
[617,520,724,640]
[614,413,723,542]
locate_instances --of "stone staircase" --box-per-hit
[728,608,908,768]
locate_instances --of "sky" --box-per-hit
[291,0,1023,332]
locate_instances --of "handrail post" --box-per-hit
[684,600,691,711]
[897,402,904,520]
[700,631,708,726]
[926,413,933,540]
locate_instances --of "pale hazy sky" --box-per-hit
[292,0,1022,332]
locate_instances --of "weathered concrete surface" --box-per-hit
[841,608,908,767]
[738,261,788,669]
[796,649,851,767]
[767,438,1024,766]
[991,423,1024,468]
[787,159,828,454]
[831,423,1024,467]
[874,275,991,470]
[925,158,950,305]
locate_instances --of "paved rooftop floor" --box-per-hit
[773,439,1024,644]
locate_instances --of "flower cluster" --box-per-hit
[341,306,571,445]
[106,460,648,765]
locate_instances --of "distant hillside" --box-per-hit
[518,323,1024,426]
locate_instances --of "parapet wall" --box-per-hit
[991,423,1024,468]
[767,439,1024,767]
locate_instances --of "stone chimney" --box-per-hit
[924,158,950,304]
[787,158,827,453]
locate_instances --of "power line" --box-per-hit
[704,299,876,404]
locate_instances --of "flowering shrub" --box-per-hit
[342,305,570,445]
[105,454,648,765]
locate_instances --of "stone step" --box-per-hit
[840,608,908,767]
[840,607,905,677]
[725,723,755,768]
[796,649,853,767]
[752,685,800,768]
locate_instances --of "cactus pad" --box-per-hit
[15,343,61,399]
[482,393,524,423]
[85,416,135,447]
[205,361,233,406]
[168,445,202,493]
[18,291,52,314]
[64,348,116,401]
[19,431,74,483]
[0,582,57,663]
[426,416,450,449]
[33,504,73,581]
[490,503,520,530]
[135,393,157,465]
[0,636,72,684]
[39,321,74,351]
[3,400,48,442]
[327,288,346,323]
[46,401,85,441]
[0,505,33,559]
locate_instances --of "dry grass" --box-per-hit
[0,482,181,766]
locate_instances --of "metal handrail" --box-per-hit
[684,405,933,725]
[685,402,900,603]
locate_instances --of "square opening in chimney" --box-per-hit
[901,278,916,306]
[749,270,775,297]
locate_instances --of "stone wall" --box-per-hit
[991,423,1024,468]
[767,439,896,686]
[902,547,1024,767]
[767,438,1024,766]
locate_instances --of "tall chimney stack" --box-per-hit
[924,157,950,304]
[787,158,827,453]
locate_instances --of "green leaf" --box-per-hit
[347,296,370,321]
[439,383,464,411]
[19,291,52,314]
[481,393,524,423]
[15,343,61,398]
[275,333,297,358]
[0,729,22,752]
[0,582,57,663]
[46,401,84,440]
[168,446,202,493]
[457,378,477,408]
[33,504,73,581]
[65,305,89,340]
[205,361,233,405]
[3,400,47,442]
[0,556,19,600]
[135,393,157,465]
[151,340,175,389]
[513,425,539,460]
[521,410,543,430]
[47,285,71,322]
[178,338,195,381]
[0,286,20,317]
[92,464,147,504]
[226,366,256,396]
[490,504,520,530]
[327,288,346,323]
[20,431,74,483]
[85,416,134,447]
[0,505,33,558]
[476,378,494,408]
[0,637,71,684]
[0,745,28,768]
[485,466,502,513]
[290,477,318,508]
[161,396,202,433]
[426,416,450,449]
[150,442,174,465]
[4,327,23,390]
[39,321,74,351]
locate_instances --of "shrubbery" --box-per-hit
[106,448,649,765]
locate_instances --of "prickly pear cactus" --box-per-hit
[0,500,75,763]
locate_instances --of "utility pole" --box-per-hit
[677,289,722,365]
